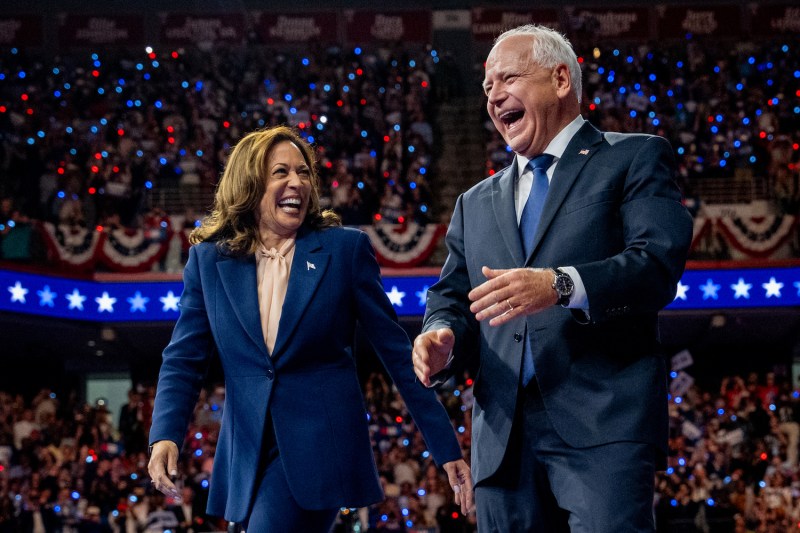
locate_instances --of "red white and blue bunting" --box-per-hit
[39,222,102,271]
[692,215,797,259]
[36,221,447,272]
[31,216,799,272]
[97,227,173,273]
[716,215,796,258]
[360,223,446,268]
[39,222,173,273]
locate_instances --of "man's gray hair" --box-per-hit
[494,24,583,103]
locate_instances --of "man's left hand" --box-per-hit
[469,266,557,326]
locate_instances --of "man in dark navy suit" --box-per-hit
[413,25,693,532]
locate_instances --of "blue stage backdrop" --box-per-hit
[1,265,799,321]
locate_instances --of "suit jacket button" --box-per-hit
[266,369,274,380]
[514,333,522,342]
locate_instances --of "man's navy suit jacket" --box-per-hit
[150,226,461,521]
[424,120,693,485]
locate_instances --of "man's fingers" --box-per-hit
[468,265,511,302]
[471,293,516,319]
[412,334,437,386]
[435,328,455,348]
[481,265,510,280]
[487,299,530,325]
[468,267,518,308]
[468,277,501,303]
[412,349,431,386]
[413,329,454,381]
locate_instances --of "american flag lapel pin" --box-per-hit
[579,149,590,155]
[307,261,316,270]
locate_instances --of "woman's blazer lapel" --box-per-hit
[271,229,330,359]
[216,253,268,357]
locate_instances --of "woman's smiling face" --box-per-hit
[257,140,312,245]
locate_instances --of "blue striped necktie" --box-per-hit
[519,153,553,386]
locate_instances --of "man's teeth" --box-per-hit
[501,111,522,124]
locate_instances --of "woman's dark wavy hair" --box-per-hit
[190,126,340,255]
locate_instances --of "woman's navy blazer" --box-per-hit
[149,226,461,521]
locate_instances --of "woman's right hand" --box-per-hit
[442,458,474,516]
[147,440,182,501]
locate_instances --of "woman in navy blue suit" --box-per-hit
[147,126,472,531]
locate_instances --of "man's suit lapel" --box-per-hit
[491,167,526,265]
[526,121,604,262]
[271,229,329,358]
[217,254,268,357]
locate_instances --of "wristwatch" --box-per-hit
[551,268,574,307]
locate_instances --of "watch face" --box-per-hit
[556,273,574,295]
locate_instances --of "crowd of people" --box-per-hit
[0,374,474,532]
[655,370,800,531]
[2,36,800,264]
[5,368,800,531]
[0,41,441,257]
[0,35,800,260]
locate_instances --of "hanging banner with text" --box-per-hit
[159,13,247,46]
[0,16,43,46]
[471,8,561,42]
[564,7,650,40]
[256,12,338,44]
[58,15,145,48]
[656,5,742,40]
[344,11,431,43]
[749,4,800,37]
